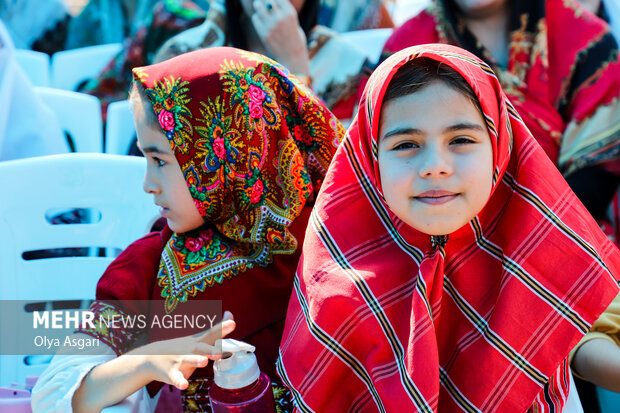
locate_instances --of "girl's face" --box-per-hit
[133,96,204,233]
[377,80,494,236]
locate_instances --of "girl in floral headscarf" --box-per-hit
[277,44,620,412]
[32,47,342,413]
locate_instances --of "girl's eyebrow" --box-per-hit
[444,122,486,133]
[381,127,424,141]
[140,145,171,155]
[381,122,485,141]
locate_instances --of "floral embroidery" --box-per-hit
[242,169,266,206]
[220,59,279,132]
[76,301,141,355]
[173,227,224,265]
[248,84,266,119]
[213,136,226,159]
[195,96,241,188]
[188,184,216,217]
[272,382,293,413]
[144,76,193,153]
[158,109,175,131]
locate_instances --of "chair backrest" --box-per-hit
[14,49,51,87]
[340,28,394,63]
[105,100,136,155]
[50,43,123,91]
[0,153,160,385]
[35,86,103,153]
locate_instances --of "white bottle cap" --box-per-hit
[213,338,261,389]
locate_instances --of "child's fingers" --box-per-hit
[197,319,236,344]
[193,343,223,360]
[181,354,209,367]
[170,369,189,390]
[222,319,236,336]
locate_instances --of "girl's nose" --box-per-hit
[143,172,160,194]
[418,147,453,177]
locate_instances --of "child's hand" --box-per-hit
[129,311,236,390]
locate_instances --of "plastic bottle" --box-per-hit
[209,338,276,413]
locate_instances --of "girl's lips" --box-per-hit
[158,206,170,217]
[416,190,458,197]
[414,191,460,205]
[414,194,459,205]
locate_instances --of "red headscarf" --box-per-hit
[131,47,342,314]
[277,44,620,412]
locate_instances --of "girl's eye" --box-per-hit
[153,157,166,167]
[451,136,475,145]
[393,142,418,151]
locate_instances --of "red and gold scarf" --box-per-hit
[132,47,342,313]
[277,44,620,412]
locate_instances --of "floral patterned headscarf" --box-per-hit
[132,47,343,312]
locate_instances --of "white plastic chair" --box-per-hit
[105,100,136,155]
[0,153,160,386]
[14,49,51,87]
[51,43,122,91]
[340,28,393,63]
[35,86,104,153]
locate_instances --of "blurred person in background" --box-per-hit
[0,0,69,54]
[65,0,164,49]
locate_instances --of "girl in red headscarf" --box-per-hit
[375,0,620,228]
[32,47,342,413]
[277,44,620,412]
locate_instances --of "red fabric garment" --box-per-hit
[277,44,620,412]
[377,0,620,176]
